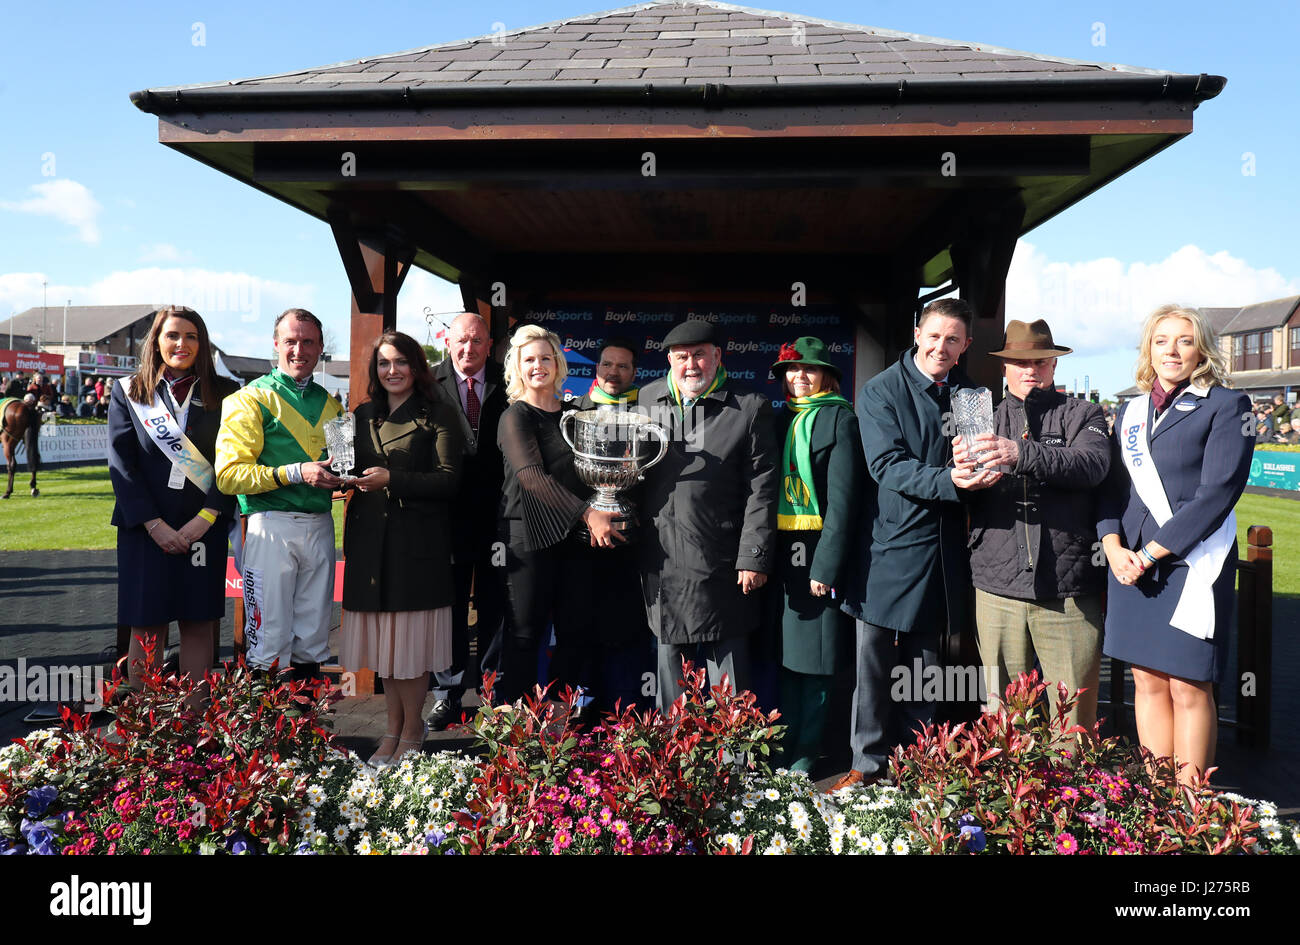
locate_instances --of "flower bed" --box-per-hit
[2,663,1295,855]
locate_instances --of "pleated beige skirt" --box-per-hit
[338,608,453,680]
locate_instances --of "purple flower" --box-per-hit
[25,785,58,819]
[957,814,986,853]
[425,830,447,849]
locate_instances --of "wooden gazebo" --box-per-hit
[131,0,1224,397]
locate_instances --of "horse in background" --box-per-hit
[1,397,41,498]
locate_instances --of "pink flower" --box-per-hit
[104,823,124,840]
[598,807,614,825]
[1055,832,1078,855]
[613,831,633,852]
[552,830,573,854]
[1059,786,1079,802]
[576,816,600,839]
[611,819,630,836]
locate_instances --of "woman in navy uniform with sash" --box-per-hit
[108,306,238,693]
[1099,305,1253,785]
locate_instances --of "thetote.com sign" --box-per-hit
[1248,450,1300,491]
[13,423,109,464]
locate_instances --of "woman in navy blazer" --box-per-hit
[1099,305,1253,785]
[108,307,239,693]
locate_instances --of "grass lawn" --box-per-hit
[1235,492,1300,597]
[0,464,346,551]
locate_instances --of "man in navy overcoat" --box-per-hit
[836,298,999,789]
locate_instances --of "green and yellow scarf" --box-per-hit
[588,380,639,406]
[667,365,726,421]
[779,390,851,531]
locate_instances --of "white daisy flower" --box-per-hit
[401,772,415,787]
[305,785,326,807]
[762,845,782,855]
[856,834,871,852]
[406,815,422,834]
[845,825,862,841]
[795,823,811,842]
[764,788,781,801]
[1257,802,1277,817]
[355,836,372,855]
[420,784,435,798]
[719,833,741,852]
[453,772,468,786]
[1264,826,1282,841]
[307,828,326,844]
[729,810,745,826]
[347,783,367,803]
[830,836,843,855]
[741,798,757,809]
[429,798,445,815]
[390,793,406,809]
[891,837,910,855]
[772,833,788,851]
[333,825,350,842]
[870,834,887,855]
[774,814,786,826]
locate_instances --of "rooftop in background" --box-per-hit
[0,305,158,346]
[131,0,1198,94]
[1222,296,1300,335]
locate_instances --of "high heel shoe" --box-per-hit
[367,733,400,768]
[391,722,429,765]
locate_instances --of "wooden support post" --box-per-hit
[1236,526,1273,748]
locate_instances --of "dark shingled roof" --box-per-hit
[1201,307,1240,335]
[0,305,158,345]
[141,1,1192,95]
[1222,297,1300,335]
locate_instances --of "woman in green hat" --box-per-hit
[770,337,863,773]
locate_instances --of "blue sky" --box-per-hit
[1,0,1296,396]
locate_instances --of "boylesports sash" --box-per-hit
[1119,390,1233,640]
[127,389,215,493]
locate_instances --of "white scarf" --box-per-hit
[1118,387,1234,640]
[126,382,214,493]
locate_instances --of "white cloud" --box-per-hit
[0,179,103,244]
[1005,241,1300,356]
[138,243,192,264]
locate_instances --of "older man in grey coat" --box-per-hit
[636,320,779,709]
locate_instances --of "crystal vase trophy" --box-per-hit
[559,407,669,541]
[322,412,358,484]
[950,388,995,470]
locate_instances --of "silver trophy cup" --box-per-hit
[559,407,669,536]
[951,387,995,471]
[323,412,358,482]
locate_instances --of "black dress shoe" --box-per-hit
[427,699,457,730]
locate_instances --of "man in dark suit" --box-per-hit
[835,298,1000,790]
[429,312,508,726]
[568,336,653,711]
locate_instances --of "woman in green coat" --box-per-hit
[771,337,863,773]
[341,331,466,767]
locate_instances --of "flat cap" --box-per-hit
[662,319,717,348]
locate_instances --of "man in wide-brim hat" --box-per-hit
[951,318,1111,731]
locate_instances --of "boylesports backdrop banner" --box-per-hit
[523,304,856,409]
